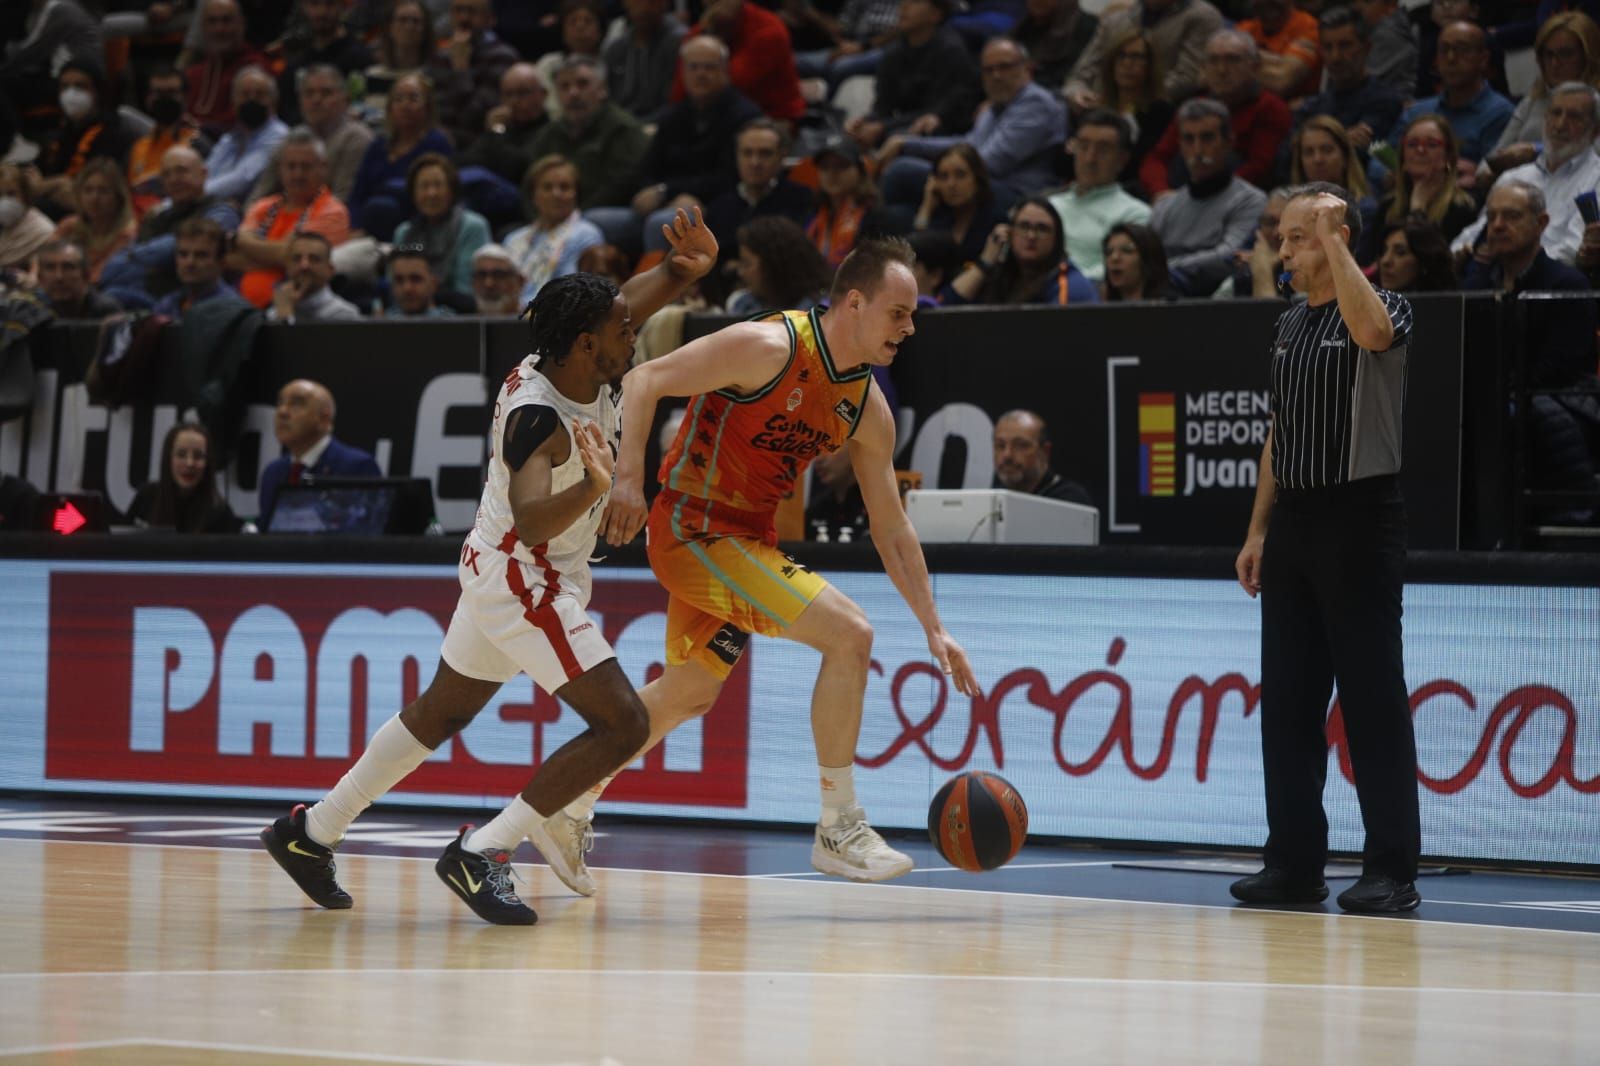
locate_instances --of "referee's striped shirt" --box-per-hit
[1269,289,1413,490]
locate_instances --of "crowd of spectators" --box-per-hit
[8,0,1600,313]
[1,0,1598,527]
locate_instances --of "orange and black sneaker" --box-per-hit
[260,804,353,909]
[435,825,538,926]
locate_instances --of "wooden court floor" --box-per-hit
[1,802,1597,1065]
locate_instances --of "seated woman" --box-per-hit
[503,154,604,303]
[125,421,241,533]
[945,197,1098,306]
[805,138,884,270]
[1100,222,1173,302]
[1366,115,1478,262]
[1289,115,1379,261]
[391,153,491,298]
[726,215,831,316]
[1486,12,1600,175]
[1089,27,1174,187]
[1375,217,1458,293]
[363,0,431,113]
[51,158,138,283]
[346,72,454,242]
[911,144,1008,265]
[0,163,56,271]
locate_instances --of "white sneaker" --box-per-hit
[811,806,914,882]
[527,810,597,897]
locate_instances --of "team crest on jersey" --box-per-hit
[786,387,803,411]
[834,397,858,422]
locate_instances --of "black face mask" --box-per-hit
[237,100,270,129]
[149,94,183,125]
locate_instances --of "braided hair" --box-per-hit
[522,272,620,365]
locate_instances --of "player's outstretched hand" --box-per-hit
[573,419,613,486]
[661,205,717,282]
[600,474,648,546]
[929,630,981,698]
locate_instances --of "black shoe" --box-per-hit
[1229,867,1329,904]
[435,825,538,926]
[260,804,353,909]
[1336,874,1421,914]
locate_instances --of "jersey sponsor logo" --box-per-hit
[750,413,831,458]
[834,397,858,422]
[786,387,803,412]
[708,623,749,666]
[460,542,481,575]
[568,622,594,636]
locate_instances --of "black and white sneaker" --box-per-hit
[435,825,538,926]
[260,804,353,909]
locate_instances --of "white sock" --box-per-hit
[305,715,433,847]
[819,763,857,827]
[465,795,542,855]
[562,774,613,822]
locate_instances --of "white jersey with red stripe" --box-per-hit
[470,355,620,603]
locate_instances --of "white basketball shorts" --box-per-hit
[441,534,615,693]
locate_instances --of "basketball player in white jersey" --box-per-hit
[260,208,717,925]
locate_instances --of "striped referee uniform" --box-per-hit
[1259,287,1421,886]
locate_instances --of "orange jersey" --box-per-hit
[656,308,873,541]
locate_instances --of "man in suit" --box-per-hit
[258,378,381,522]
[991,409,1094,506]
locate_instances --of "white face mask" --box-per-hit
[0,197,23,228]
[59,86,94,120]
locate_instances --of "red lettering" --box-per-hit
[862,639,1595,799]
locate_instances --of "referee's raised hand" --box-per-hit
[1311,194,1349,245]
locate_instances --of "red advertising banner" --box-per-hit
[45,571,750,806]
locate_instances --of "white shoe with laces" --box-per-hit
[811,805,914,882]
[528,810,597,897]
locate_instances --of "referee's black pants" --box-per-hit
[1258,474,1420,883]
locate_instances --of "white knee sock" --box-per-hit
[819,763,857,826]
[305,716,433,847]
[562,774,614,822]
[465,795,542,855]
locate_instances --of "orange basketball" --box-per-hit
[927,771,1029,872]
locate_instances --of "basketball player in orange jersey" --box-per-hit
[589,237,982,883]
[259,208,718,925]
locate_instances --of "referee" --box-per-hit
[1230,182,1421,914]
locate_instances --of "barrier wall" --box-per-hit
[1,296,1472,546]
[3,539,1594,868]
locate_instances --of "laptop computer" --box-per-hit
[266,477,436,535]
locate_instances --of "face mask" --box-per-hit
[0,197,23,228]
[59,87,94,121]
[149,94,183,126]
[237,99,270,129]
